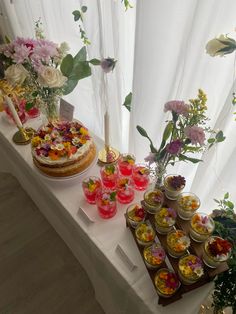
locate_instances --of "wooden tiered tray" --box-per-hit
[125,194,229,306]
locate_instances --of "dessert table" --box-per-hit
[0,114,213,314]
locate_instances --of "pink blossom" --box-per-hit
[32,43,58,64]
[144,152,156,165]
[13,44,31,63]
[166,140,182,155]
[14,37,37,50]
[164,100,189,116]
[184,126,205,146]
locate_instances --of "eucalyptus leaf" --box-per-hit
[62,79,78,95]
[89,58,101,65]
[81,6,87,12]
[123,92,132,112]
[60,54,74,77]
[74,46,87,63]
[72,10,81,21]
[69,61,91,81]
[216,130,226,142]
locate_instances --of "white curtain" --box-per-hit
[2,0,135,150]
[2,0,236,210]
[130,0,236,210]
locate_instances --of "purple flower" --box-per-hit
[144,152,156,165]
[166,140,182,155]
[100,58,116,73]
[164,100,189,116]
[184,125,205,146]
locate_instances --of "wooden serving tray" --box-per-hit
[125,195,229,306]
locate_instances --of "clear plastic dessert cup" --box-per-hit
[178,254,204,285]
[154,207,177,234]
[96,191,117,219]
[135,221,156,246]
[100,164,118,190]
[132,164,150,191]
[154,268,180,298]
[143,189,164,214]
[166,229,191,258]
[116,177,134,204]
[164,174,185,200]
[177,192,200,220]
[82,176,102,204]
[126,203,146,228]
[189,212,215,242]
[143,243,166,270]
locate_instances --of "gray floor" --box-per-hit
[0,172,104,314]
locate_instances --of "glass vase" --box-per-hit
[154,162,166,189]
[40,96,60,122]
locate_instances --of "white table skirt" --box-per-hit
[0,114,213,314]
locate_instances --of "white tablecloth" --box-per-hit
[0,114,213,314]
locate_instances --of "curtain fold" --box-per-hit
[130,0,236,210]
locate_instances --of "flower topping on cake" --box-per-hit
[179,255,204,279]
[155,269,180,296]
[155,207,177,227]
[167,230,190,252]
[31,121,91,161]
[191,213,215,234]
[206,236,232,261]
[144,243,166,266]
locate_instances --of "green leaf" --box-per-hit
[81,6,87,13]
[214,199,220,204]
[227,201,234,210]
[224,192,229,199]
[62,79,78,95]
[179,154,202,163]
[89,58,101,65]
[110,192,116,201]
[208,138,215,143]
[4,35,11,43]
[122,92,132,112]
[60,54,74,77]
[215,130,226,143]
[72,10,81,21]
[136,125,149,138]
[25,102,34,112]
[69,61,91,81]
[74,47,87,64]
[163,122,173,141]
[150,143,158,154]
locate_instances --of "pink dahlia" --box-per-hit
[184,126,205,146]
[164,100,189,116]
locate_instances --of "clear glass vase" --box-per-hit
[154,162,166,189]
[40,96,60,122]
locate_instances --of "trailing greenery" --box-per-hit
[211,193,236,314]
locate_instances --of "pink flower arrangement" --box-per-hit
[137,89,225,186]
[184,125,205,146]
[164,100,189,116]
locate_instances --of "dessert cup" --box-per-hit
[116,177,134,204]
[135,222,156,246]
[178,254,204,285]
[100,164,118,190]
[96,191,117,219]
[164,174,185,200]
[177,192,200,220]
[143,189,164,214]
[118,153,135,176]
[166,229,190,258]
[154,268,180,298]
[189,212,215,242]
[154,207,177,234]
[82,176,102,204]
[132,164,150,191]
[126,203,146,228]
[143,243,166,269]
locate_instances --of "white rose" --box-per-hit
[38,66,67,88]
[206,34,236,57]
[4,64,28,86]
